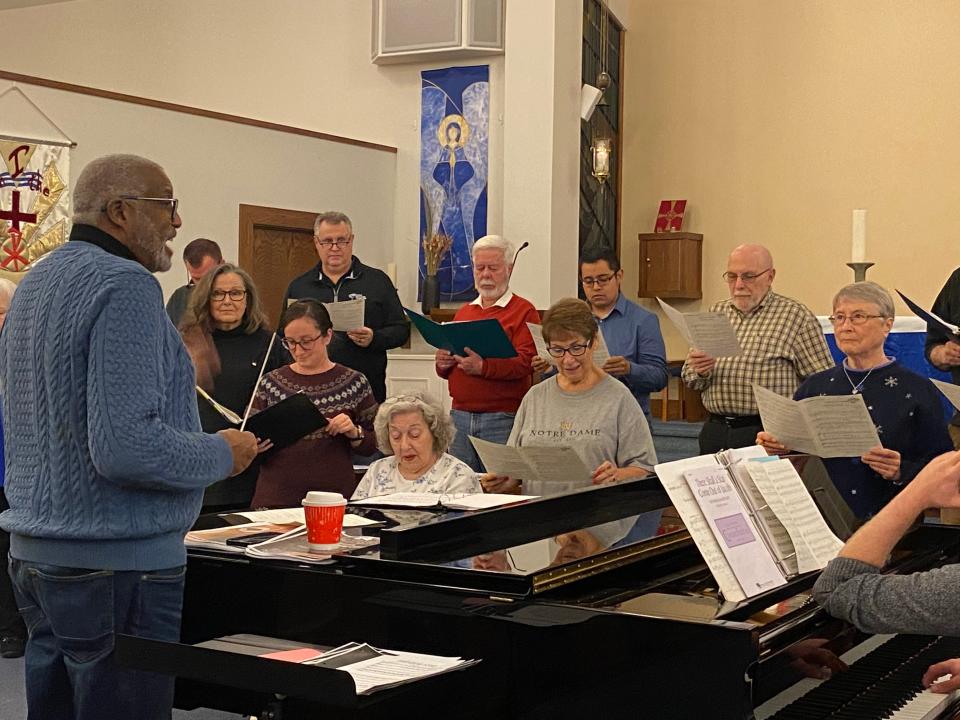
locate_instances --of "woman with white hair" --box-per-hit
[758,281,951,518]
[351,392,481,500]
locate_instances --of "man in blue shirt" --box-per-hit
[578,245,668,418]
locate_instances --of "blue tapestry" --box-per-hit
[420,65,489,302]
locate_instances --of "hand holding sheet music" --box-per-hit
[469,436,594,489]
[657,298,741,357]
[322,298,365,332]
[753,385,880,458]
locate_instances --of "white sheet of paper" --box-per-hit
[470,436,538,479]
[469,437,593,486]
[657,298,741,357]
[229,507,378,527]
[339,647,473,694]
[349,493,443,508]
[684,465,786,597]
[747,459,843,573]
[654,455,746,602]
[933,378,960,411]
[440,493,539,510]
[323,297,365,332]
[753,385,880,458]
[526,322,610,367]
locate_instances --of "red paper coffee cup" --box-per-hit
[302,491,347,551]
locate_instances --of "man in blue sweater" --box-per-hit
[0,154,258,720]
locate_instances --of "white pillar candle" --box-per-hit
[851,209,867,263]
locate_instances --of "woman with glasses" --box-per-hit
[250,299,377,507]
[351,392,481,500]
[179,263,288,511]
[482,298,658,497]
[757,282,951,518]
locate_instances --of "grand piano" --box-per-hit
[118,455,960,719]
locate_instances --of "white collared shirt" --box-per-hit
[469,290,514,308]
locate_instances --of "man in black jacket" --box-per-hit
[282,211,408,402]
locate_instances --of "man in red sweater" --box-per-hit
[435,235,539,471]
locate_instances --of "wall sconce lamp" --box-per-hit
[591,137,612,184]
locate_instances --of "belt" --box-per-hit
[707,413,762,429]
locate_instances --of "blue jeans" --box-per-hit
[9,558,186,720]
[449,410,516,472]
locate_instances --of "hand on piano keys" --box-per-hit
[923,659,960,693]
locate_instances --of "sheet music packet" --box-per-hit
[655,446,843,603]
[896,289,960,340]
[468,436,594,491]
[322,297,365,332]
[526,322,611,367]
[656,298,742,358]
[753,384,880,458]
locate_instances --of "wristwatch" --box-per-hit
[350,426,364,442]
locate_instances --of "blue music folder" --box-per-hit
[404,308,518,358]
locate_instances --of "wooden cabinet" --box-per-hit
[638,232,702,299]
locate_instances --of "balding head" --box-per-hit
[72,154,181,272]
[724,244,775,313]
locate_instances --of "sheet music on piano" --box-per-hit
[655,448,844,603]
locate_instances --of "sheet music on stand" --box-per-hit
[655,448,844,603]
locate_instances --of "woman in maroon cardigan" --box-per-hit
[250,300,378,507]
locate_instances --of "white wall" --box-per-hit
[0,80,396,300]
[0,0,589,308]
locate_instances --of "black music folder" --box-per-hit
[245,393,327,450]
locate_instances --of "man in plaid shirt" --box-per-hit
[682,244,833,454]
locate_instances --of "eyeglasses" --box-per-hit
[722,268,772,284]
[210,289,247,302]
[828,313,885,326]
[102,196,179,223]
[316,238,352,248]
[281,334,323,351]
[546,343,590,358]
[581,273,616,288]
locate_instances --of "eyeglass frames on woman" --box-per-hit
[210,289,247,302]
[721,268,772,284]
[281,334,323,351]
[546,343,590,358]
[828,313,885,326]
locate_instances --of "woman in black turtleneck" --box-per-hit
[179,262,288,511]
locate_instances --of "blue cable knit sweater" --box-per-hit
[0,229,233,571]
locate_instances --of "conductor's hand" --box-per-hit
[756,431,790,455]
[218,429,258,477]
[932,341,960,369]
[454,347,484,376]
[905,451,960,510]
[531,355,551,374]
[686,349,715,376]
[861,446,901,482]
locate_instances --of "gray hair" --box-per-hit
[0,278,17,304]
[833,281,895,318]
[72,154,165,226]
[471,235,515,263]
[314,211,353,234]
[373,391,454,456]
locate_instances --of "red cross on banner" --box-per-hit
[0,190,37,233]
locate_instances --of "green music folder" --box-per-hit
[404,308,518,359]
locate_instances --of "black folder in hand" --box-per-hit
[244,393,328,451]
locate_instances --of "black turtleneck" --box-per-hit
[69,224,139,263]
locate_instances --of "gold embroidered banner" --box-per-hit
[0,140,70,278]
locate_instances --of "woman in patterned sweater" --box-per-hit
[250,300,377,507]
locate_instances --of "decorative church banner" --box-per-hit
[0,140,70,276]
[420,65,489,302]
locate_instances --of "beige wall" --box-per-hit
[622,0,960,357]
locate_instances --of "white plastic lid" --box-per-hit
[302,491,347,506]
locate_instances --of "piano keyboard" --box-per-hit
[756,634,960,720]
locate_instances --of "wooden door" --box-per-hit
[238,204,319,330]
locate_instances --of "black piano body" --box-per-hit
[117,456,960,719]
